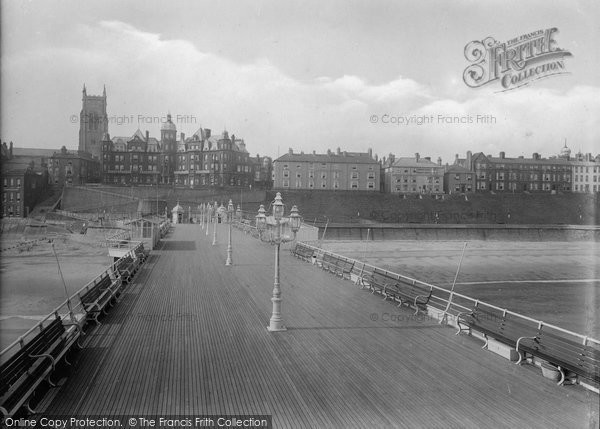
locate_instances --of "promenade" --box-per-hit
[43,224,598,428]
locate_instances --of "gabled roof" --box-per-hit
[129,129,146,142]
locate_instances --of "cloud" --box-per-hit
[1,20,598,166]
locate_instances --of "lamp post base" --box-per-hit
[267,323,287,332]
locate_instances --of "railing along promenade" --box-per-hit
[295,241,599,350]
[0,242,145,363]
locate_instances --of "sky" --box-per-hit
[1,0,599,164]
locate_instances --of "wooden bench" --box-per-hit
[291,243,315,262]
[79,274,121,325]
[382,278,433,315]
[115,254,138,284]
[456,306,539,349]
[320,254,354,279]
[0,316,80,416]
[516,330,600,386]
[134,244,148,264]
[358,268,394,295]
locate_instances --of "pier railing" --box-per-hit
[0,244,144,363]
[298,242,600,349]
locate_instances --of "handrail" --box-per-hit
[0,246,142,361]
[298,241,600,348]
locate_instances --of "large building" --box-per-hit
[174,128,254,188]
[48,146,101,186]
[272,148,380,191]
[471,150,572,192]
[383,153,444,194]
[444,164,474,194]
[571,151,600,193]
[79,85,108,160]
[101,114,263,188]
[1,142,49,217]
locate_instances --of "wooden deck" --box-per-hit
[45,224,599,428]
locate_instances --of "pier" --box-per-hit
[14,223,592,428]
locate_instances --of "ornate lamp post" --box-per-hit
[257,193,302,332]
[205,203,212,237]
[236,204,242,223]
[200,203,204,229]
[225,199,234,266]
[255,204,267,241]
[212,201,218,245]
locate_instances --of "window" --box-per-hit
[351,172,359,179]
[368,172,375,179]
[282,180,289,187]
[351,182,358,189]
[367,182,375,189]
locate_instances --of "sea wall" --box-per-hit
[319,224,600,241]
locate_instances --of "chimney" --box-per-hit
[336,147,341,155]
[455,154,459,163]
[415,152,420,162]
[9,141,13,156]
[466,151,472,169]
[368,148,373,159]
[424,156,431,162]
[327,149,331,156]
[180,132,185,141]
[532,152,539,160]
[313,150,316,155]
[289,148,293,155]
[437,157,442,166]
[499,151,505,159]
[389,154,395,164]
[146,130,149,142]
[205,129,211,139]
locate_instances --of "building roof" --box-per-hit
[390,157,440,168]
[274,152,378,164]
[11,148,56,157]
[130,129,146,142]
[476,153,572,165]
[445,164,472,174]
[112,136,129,145]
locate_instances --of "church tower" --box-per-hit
[78,84,108,159]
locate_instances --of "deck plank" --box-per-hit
[43,224,599,428]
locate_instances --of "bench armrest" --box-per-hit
[515,336,538,365]
[28,352,57,371]
[455,311,473,335]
